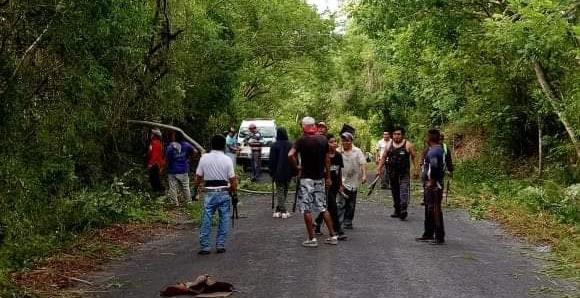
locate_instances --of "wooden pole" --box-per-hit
[538,114,543,178]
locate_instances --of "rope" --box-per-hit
[238,188,296,195]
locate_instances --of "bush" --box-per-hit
[0,171,158,270]
[515,182,579,225]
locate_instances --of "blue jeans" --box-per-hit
[199,191,231,251]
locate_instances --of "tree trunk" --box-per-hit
[538,114,543,178]
[533,61,580,164]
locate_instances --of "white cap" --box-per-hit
[151,128,162,137]
[301,116,315,126]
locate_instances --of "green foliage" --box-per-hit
[455,158,579,225]
[0,171,164,270]
[0,0,338,279]
[349,0,580,160]
[517,183,580,224]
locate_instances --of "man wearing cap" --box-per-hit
[338,131,367,229]
[147,128,165,195]
[289,117,338,247]
[317,121,328,136]
[166,131,196,207]
[194,135,237,255]
[245,123,264,182]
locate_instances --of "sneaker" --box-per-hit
[272,212,281,218]
[198,250,210,255]
[390,213,400,218]
[399,211,408,221]
[344,225,353,230]
[281,212,291,219]
[216,248,226,254]
[302,238,318,247]
[430,239,445,245]
[325,236,338,245]
[415,236,434,242]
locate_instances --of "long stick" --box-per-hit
[292,179,298,212]
[445,178,452,207]
[127,120,206,153]
[271,181,275,210]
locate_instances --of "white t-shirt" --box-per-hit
[378,139,391,158]
[338,146,366,190]
[195,150,235,182]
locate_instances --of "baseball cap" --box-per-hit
[301,116,315,126]
[151,128,162,137]
[340,132,353,141]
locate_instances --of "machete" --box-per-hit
[366,175,381,197]
[231,192,239,227]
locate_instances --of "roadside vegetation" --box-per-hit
[0,0,578,294]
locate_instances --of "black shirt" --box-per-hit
[329,152,343,191]
[294,134,329,180]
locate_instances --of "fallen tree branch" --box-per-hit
[127,120,206,154]
[11,0,64,79]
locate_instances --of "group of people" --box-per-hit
[146,118,453,254]
[146,128,237,254]
[147,129,196,207]
[269,117,367,247]
[374,127,453,244]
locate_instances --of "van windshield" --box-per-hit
[239,127,276,138]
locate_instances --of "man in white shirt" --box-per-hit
[338,132,367,229]
[194,135,237,255]
[376,131,392,189]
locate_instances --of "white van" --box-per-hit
[237,119,277,169]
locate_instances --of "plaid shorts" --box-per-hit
[297,178,327,214]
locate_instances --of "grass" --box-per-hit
[450,159,579,281]
[0,177,190,297]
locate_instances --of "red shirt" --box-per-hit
[147,138,165,168]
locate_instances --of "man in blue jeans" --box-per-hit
[194,135,237,255]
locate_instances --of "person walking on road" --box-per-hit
[376,131,392,189]
[338,132,367,229]
[289,117,338,247]
[225,127,239,169]
[269,127,294,219]
[245,123,264,182]
[194,135,237,255]
[147,128,165,196]
[166,131,195,207]
[416,129,446,245]
[377,127,416,220]
[315,134,347,240]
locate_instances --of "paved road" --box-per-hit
[80,188,575,298]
